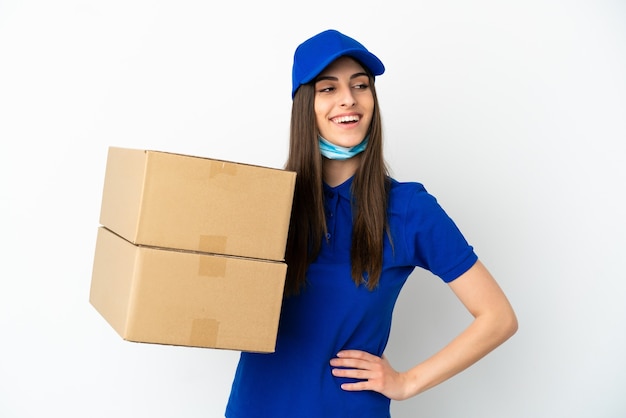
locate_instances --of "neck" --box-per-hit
[322,154,361,187]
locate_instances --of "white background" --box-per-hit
[1,1,625,417]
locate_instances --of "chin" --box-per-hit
[339,136,367,147]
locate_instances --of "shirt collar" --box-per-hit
[323,176,354,200]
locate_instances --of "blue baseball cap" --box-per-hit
[291,29,385,98]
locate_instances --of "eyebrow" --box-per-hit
[314,72,370,83]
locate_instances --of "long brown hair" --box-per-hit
[284,68,391,296]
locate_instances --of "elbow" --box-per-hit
[483,304,518,345]
[499,308,519,342]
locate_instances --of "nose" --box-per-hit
[339,86,356,107]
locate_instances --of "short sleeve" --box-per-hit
[401,184,478,282]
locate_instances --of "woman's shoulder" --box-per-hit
[389,177,430,199]
[388,177,443,214]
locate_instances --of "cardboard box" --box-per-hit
[90,227,286,352]
[99,146,296,261]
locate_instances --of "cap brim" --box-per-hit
[300,48,385,85]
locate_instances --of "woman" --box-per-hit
[225,29,518,418]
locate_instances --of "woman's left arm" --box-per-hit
[330,260,518,400]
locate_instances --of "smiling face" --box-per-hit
[314,56,374,149]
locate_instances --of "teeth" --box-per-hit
[333,115,359,123]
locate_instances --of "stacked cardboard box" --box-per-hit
[90,146,296,353]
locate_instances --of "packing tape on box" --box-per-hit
[190,318,219,347]
[208,161,238,178]
[199,235,228,254]
[198,256,227,277]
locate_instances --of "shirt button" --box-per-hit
[326,233,332,239]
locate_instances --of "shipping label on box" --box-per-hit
[90,227,286,353]
[99,146,296,261]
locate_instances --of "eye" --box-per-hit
[352,76,370,90]
[317,85,335,93]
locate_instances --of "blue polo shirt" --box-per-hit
[225,177,477,418]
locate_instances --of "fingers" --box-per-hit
[330,350,386,388]
[331,367,371,382]
[337,380,371,392]
[330,352,383,374]
[335,349,378,361]
[329,350,407,399]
